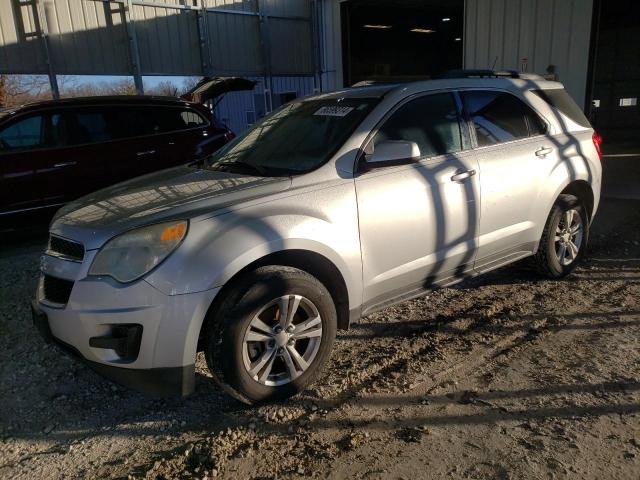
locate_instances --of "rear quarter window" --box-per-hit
[533,89,591,128]
[137,106,208,135]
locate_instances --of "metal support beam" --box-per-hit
[257,0,274,112]
[124,0,144,94]
[310,0,322,93]
[196,1,212,76]
[35,0,59,99]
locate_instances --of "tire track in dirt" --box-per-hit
[269,272,633,431]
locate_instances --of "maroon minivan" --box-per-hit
[0,77,255,227]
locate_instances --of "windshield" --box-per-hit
[204,97,378,176]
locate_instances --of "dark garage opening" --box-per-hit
[589,0,640,148]
[341,0,464,87]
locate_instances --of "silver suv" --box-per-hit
[32,73,602,403]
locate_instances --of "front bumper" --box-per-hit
[33,275,219,397]
[32,300,195,396]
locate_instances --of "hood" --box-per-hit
[180,77,257,104]
[51,167,291,250]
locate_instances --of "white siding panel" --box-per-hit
[205,0,257,13]
[465,0,594,107]
[318,0,342,91]
[44,0,130,75]
[133,5,202,75]
[206,11,263,75]
[268,18,313,75]
[262,0,309,18]
[0,0,46,73]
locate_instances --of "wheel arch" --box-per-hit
[198,249,352,351]
[560,180,595,221]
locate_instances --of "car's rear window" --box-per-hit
[533,88,591,128]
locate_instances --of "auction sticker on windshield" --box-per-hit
[313,106,354,117]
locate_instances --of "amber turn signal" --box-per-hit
[161,222,187,242]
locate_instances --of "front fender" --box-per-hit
[145,185,362,311]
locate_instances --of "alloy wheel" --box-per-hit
[555,208,584,266]
[241,294,322,386]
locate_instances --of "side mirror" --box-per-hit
[365,140,421,168]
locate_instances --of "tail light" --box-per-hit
[592,131,603,161]
[225,131,236,142]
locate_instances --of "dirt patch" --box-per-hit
[1,198,639,479]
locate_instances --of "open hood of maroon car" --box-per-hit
[180,77,257,104]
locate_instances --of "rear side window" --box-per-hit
[137,107,208,135]
[181,110,207,128]
[0,115,45,152]
[373,92,463,157]
[533,88,591,128]
[463,91,533,146]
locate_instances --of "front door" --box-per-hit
[0,112,53,216]
[355,92,480,312]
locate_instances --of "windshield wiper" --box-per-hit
[211,160,267,176]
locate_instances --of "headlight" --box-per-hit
[89,220,188,283]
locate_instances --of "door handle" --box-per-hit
[535,147,553,158]
[451,169,476,182]
[136,150,156,157]
[53,161,77,168]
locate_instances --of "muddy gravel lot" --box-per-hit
[1,194,639,479]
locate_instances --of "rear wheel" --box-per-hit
[204,266,337,404]
[534,194,588,278]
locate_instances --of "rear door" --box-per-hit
[135,105,227,167]
[40,107,132,200]
[462,90,554,272]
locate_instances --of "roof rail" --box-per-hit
[438,69,521,79]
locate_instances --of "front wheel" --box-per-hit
[533,194,589,278]
[204,266,337,404]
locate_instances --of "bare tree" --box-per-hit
[0,75,206,108]
[0,75,52,109]
[147,80,180,97]
[181,76,201,95]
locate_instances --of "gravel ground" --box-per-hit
[1,196,639,480]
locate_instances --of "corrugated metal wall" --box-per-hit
[464,0,594,107]
[206,11,263,75]
[132,3,202,75]
[215,75,315,133]
[0,0,316,78]
[0,0,47,74]
[317,0,342,91]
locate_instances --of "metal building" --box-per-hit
[1,0,638,141]
[330,0,638,145]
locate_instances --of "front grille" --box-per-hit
[42,275,74,305]
[47,235,85,261]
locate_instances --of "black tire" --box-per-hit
[533,194,589,278]
[204,266,337,404]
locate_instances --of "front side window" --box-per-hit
[0,115,45,152]
[204,98,378,176]
[372,92,463,158]
[463,91,541,147]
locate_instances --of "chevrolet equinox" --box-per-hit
[32,72,602,403]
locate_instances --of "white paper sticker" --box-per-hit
[313,106,354,117]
